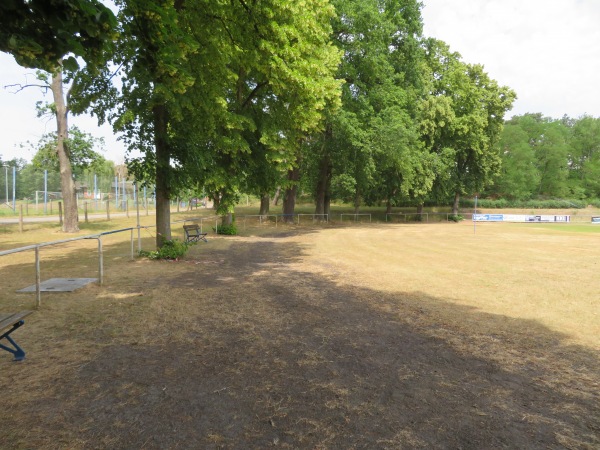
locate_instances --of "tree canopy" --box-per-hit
[96,0,342,245]
[0,0,116,71]
[16,0,600,231]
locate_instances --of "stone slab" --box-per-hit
[17,278,98,293]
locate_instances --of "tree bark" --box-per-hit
[452,191,460,216]
[51,70,79,233]
[221,212,233,226]
[282,166,300,223]
[154,103,172,247]
[416,203,424,221]
[259,194,270,217]
[385,200,392,215]
[272,187,281,206]
[315,153,332,220]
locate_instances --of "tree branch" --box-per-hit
[241,81,268,110]
[3,83,51,94]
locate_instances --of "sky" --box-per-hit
[1,0,599,163]
[420,0,600,118]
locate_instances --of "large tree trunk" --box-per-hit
[282,166,300,223]
[314,153,332,220]
[259,194,270,217]
[154,104,172,247]
[221,212,233,226]
[385,199,392,215]
[51,70,78,233]
[452,191,460,216]
[416,203,424,222]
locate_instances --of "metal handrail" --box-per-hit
[0,227,142,307]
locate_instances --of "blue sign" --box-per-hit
[473,214,504,222]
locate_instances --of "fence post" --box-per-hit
[58,201,63,226]
[84,202,89,223]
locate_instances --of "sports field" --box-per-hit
[0,218,598,448]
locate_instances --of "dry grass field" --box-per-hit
[0,214,598,449]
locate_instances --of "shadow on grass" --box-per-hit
[0,232,598,449]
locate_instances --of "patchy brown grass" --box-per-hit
[0,216,598,449]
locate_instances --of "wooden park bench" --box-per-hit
[183,224,208,243]
[0,311,33,361]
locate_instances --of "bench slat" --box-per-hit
[0,311,33,332]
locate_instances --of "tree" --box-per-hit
[108,0,341,246]
[420,39,516,214]
[2,1,116,232]
[570,115,600,197]
[535,120,571,197]
[309,0,427,217]
[31,126,110,177]
[0,0,116,72]
[489,122,540,200]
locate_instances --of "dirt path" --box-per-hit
[1,229,598,449]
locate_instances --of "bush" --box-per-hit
[214,223,238,235]
[139,239,194,260]
[448,214,464,222]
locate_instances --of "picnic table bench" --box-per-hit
[183,224,208,243]
[0,311,33,361]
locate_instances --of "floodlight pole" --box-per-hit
[44,170,48,214]
[12,165,16,211]
[3,165,8,206]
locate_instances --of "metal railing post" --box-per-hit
[98,238,104,286]
[130,229,134,260]
[35,246,41,308]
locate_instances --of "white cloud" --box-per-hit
[421,0,600,118]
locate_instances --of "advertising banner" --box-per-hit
[473,214,570,223]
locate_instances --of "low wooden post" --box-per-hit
[106,200,111,221]
[84,202,89,223]
[19,205,23,233]
[58,201,63,226]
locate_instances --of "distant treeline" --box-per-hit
[484,113,600,202]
